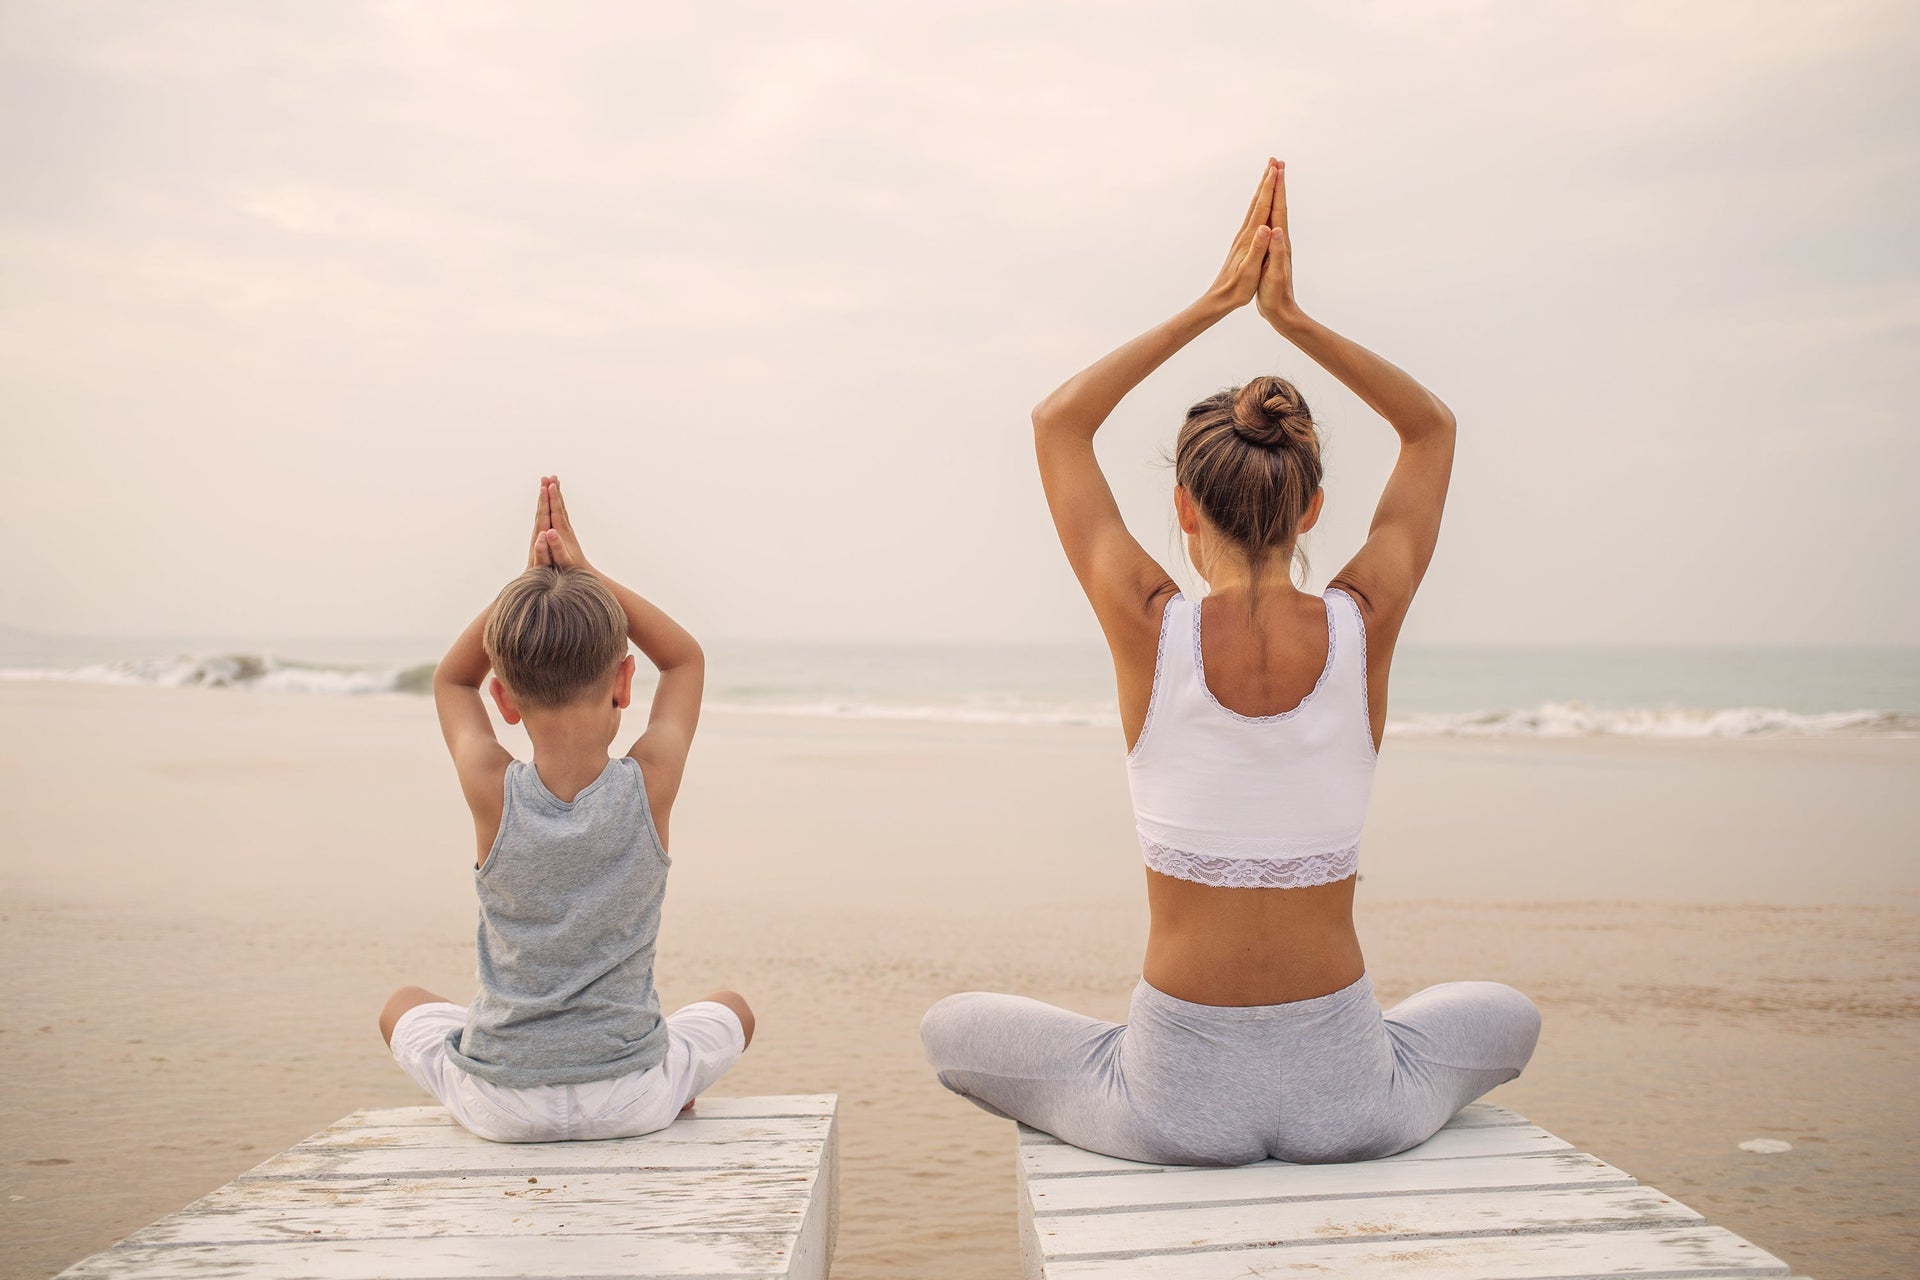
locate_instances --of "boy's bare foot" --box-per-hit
[680,1098,696,1114]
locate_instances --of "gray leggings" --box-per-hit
[920,974,1540,1166]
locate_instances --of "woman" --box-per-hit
[919,159,1540,1166]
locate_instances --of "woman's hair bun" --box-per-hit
[1174,374,1326,567]
[1229,375,1315,449]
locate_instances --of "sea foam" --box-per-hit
[0,653,434,697]
[1386,702,1917,739]
[1,653,1912,738]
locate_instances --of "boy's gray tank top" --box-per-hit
[446,756,671,1087]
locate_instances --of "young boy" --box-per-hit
[379,476,752,1142]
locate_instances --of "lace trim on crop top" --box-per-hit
[1141,837,1359,889]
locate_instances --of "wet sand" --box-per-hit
[1,683,1915,1278]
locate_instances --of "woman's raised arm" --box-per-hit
[1033,160,1282,640]
[1256,164,1457,636]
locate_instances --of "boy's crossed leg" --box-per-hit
[378,990,752,1136]
[379,985,450,1047]
[378,985,752,1050]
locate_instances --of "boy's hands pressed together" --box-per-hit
[516,472,705,842]
[527,475,556,569]
[529,475,594,573]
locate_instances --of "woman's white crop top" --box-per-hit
[1125,588,1377,889]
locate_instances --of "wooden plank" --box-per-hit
[340,1096,836,1128]
[250,1135,829,1179]
[1015,1102,1802,1279]
[299,1114,829,1152]
[1037,1225,1791,1278]
[118,1169,823,1245]
[1015,1102,1523,1148]
[1035,1184,1703,1259]
[59,1095,839,1280]
[1021,1120,1573,1179]
[788,1104,840,1280]
[1028,1150,1634,1215]
[1440,1102,1528,1129]
[58,1233,798,1280]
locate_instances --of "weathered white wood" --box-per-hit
[787,1103,839,1280]
[1021,1119,1573,1178]
[58,1096,838,1280]
[1039,1102,1525,1138]
[340,1094,836,1127]
[251,1131,829,1179]
[1028,1149,1635,1215]
[1434,1101,1529,1129]
[1035,1184,1703,1258]
[1036,1226,1791,1278]
[1014,1100,1523,1147]
[57,1234,798,1280]
[1017,1106,1800,1279]
[120,1169,823,1244]
[297,1114,827,1153]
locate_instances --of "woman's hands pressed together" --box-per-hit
[1206,159,1279,314]
[1255,162,1301,331]
[1200,157,1305,332]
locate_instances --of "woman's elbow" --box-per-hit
[1397,399,1456,444]
[1033,390,1082,438]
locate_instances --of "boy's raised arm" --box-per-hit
[607,573,704,801]
[432,606,513,838]
[431,479,565,842]
[537,479,704,824]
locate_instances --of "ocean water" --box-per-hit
[2,627,1915,740]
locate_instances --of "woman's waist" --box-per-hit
[1143,875,1365,1006]
[1133,968,1376,1022]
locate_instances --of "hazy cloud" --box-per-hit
[2,1,1915,646]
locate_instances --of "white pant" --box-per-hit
[390,1000,745,1143]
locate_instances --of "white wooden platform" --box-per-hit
[57,1095,838,1280]
[1017,1102,1808,1279]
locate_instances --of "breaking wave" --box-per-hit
[1385,702,1918,739]
[0,653,435,696]
[2,655,1913,738]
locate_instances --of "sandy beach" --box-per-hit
[2,681,1915,1279]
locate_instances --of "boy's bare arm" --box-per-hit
[607,573,704,809]
[432,607,512,847]
[537,478,704,824]
[430,478,566,853]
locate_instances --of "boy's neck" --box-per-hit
[524,710,619,803]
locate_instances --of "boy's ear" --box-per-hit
[488,676,523,726]
[612,654,637,710]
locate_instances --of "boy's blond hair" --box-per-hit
[483,566,628,708]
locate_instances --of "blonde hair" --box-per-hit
[483,566,628,708]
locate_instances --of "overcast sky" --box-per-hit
[2,1,1915,648]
